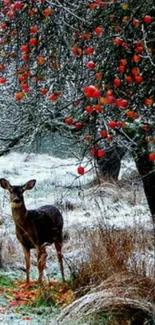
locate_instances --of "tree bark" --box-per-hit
[97,145,126,179]
[135,150,155,227]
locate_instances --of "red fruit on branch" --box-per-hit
[143,15,152,23]
[40,88,48,95]
[95,72,102,80]
[65,117,73,125]
[113,78,121,87]
[133,55,141,63]
[94,26,102,34]
[43,8,52,16]
[87,61,95,69]
[1,22,7,30]
[37,57,45,65]
[100,130,107,137]
[94,104,102,113]
[108,121,117,128]
[86,105,93,113]
[125,76,133,83]
[0,77,7,84]
[72,47,82,55]
[85,135,92,141]
[113,37,122,45]
[97,149,105,158]
[77,166,85,175]
[18,74,26,82]
[118,65,125,73]
[107,96,115,104]
[14,2,23,10]
[120,59,127,66]
[83,85,100,98]
[20,45,29,52]
[144,98,153,106]
[15,92,24,100]
[135,75,143,83]
[116,98,128,108]
[90,147,98,156]
[7,11,14,19]
[126,110,135,118]
[22,54,29,60]
[85,47,94,55]
[132,68,139,76]
[29,38,37,46]
[149,153,155,161]
[75,122,82,129]
[133,19,140,27]
[30,26,38,34]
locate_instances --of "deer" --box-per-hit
[0,178,65,285]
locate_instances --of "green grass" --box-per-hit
[0,273,14,288]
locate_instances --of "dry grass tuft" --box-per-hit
[57,273,155,325]
[71,226,154,294]
[59,224,155,324]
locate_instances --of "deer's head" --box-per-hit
[0,178,36,208]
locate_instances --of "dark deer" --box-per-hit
[0,178,65,284]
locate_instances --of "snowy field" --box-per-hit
[0,151,152,231]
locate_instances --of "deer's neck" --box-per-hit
[11,201,27,225]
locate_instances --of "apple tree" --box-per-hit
[63,0,155,225]
[0,0,155,225]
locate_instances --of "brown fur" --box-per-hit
[0,178,65,284]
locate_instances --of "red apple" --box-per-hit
[0,77,7,84]
[29,38,37,46]
[75,122,82,129]
[94,26,102,34]
[86,105,93,113]
[97,149,105,158]
[107,96,115,104]
[65,117,73,125]
[143,15,152,23]
[149,153,155,161]
[87,61,95,69]
[100,130,107,137]
[40,88,48,95]
[113,78,121,87]
[77,166,85,175]
[108,121,117,128]
[135,75,143,83]
[30,26,38,33]
[20,44,29,52]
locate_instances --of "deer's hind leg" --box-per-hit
[36,246,47,283]
[54,240,65,282]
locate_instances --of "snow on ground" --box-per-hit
[0,152,153,271]
[0,151,152,230]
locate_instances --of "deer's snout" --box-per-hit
[13,197,21,203]
[11,195,22,203]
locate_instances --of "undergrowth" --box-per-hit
[0,273,14,288]
[70,224,154,294]
[59,222,155,325]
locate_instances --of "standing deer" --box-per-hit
[0,178,65,284]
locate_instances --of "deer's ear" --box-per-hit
[0,178,12,191]
[22,180,36,191]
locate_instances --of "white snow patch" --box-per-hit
[0,152,152,230]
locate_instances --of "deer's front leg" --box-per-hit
[22,246,31,285]
[36,246,47,283]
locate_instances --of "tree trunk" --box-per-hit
[135,150,155,227]
[97,145,126,179]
